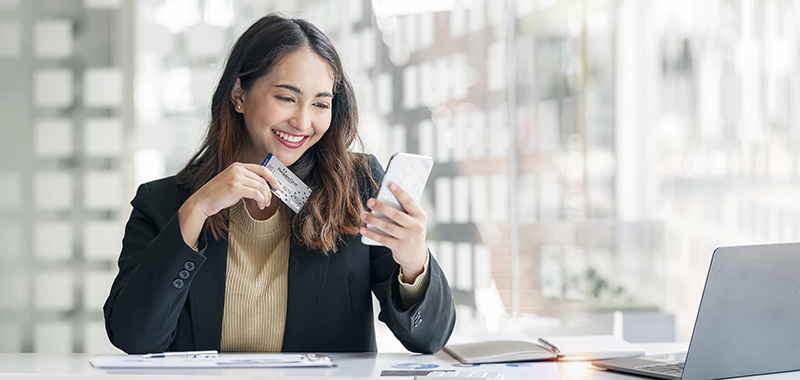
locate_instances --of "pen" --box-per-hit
[537,338,561,356]
[142,350,218,358]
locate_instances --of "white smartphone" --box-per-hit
[362,153,434,246]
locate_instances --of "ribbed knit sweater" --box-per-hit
[221,200,290,352]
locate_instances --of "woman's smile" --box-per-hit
[272,129,308,148]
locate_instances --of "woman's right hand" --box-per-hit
[178,163,280,249]
[192,163,279,216]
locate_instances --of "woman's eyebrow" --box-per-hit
[275,84,333,98]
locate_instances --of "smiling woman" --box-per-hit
[102,14,455,355]
[174,15,364,252]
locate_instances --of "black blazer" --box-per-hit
[103,155,456,354]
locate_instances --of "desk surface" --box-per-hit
[0,344,798,379]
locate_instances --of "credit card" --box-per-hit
[260,153,312,213]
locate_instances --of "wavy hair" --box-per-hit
[175,14,372,253]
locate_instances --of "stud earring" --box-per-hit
[236,105,241,109]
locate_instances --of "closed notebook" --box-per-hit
[444,335,644,364]
[444,340,556,364]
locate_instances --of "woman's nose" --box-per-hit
[288,107,311,131]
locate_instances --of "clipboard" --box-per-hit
[89,353,335,368]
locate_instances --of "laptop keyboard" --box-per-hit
[635,362,685,377]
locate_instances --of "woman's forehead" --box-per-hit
[261,48,334,94]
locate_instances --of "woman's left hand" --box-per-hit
[360,182,428,283]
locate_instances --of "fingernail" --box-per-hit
[367,199,376,208]
[389,183,397,191]
[361,212,368,221]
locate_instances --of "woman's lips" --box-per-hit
[272,129,308,148]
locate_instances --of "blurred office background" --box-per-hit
[2,0,799,353]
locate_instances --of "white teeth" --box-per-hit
[274,130,304,143]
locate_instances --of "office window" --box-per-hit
[376,72,392,116]
[34,172,72,210]
[0,325,21,352]
[455,243,473,289]
[402,64,418,110]
[34,20,73,58]
[452,176,470,224]
[33,323,72,353]
[0,222,21,259]
[470,176,488,223]
[4,0,800,352]
[418,120,435,158]
[84,118,123,158]
[34,272,74,311]
[0,173,20,210]
[436,120,451,163]
[470,111,487,159]
[450,1,466,39]
[33,222,73,261]
[435,177,453,224]
[84,171,122,210]
[1,0,126,353]
[0,274,25,310]
[84,68,123,108]
[34,119,73,158]
[84,221,122,260]
[487,40,505,92]
[451,113,467,161]
[437,241,455,280]
[0,22,21,57]
[34,69,73,108]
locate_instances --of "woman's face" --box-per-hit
[233,47,335,166]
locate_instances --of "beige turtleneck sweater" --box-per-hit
[220,199,430,352]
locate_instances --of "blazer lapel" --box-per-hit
[282,240,330,352]
[188,235,228,350]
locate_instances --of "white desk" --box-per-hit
[0,344,798,379]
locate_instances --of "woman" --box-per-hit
[103,14,455,354]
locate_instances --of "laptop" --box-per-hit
[592,242,800,380]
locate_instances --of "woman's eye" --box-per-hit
[314,103,330,110]
[276,96,294,102]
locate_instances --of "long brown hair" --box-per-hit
[176,14,372,253]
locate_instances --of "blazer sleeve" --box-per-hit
[103,181,210,354]
[364,155,457,354]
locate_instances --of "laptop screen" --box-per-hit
[682,243,800,379]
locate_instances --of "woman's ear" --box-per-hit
[231,77,245,113]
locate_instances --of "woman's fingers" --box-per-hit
[197,162,279,214]
[387,182,426,218]
[361,211,405,240]
[359,223,400,249]
[361,188,426,240]
[245,163,281,191]
[366,201,414,229]
[239,177,271,209]
[364,187,426,229]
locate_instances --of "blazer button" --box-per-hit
[179,269,190,279]
[184,261,195,271]
[172,279,184,289]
